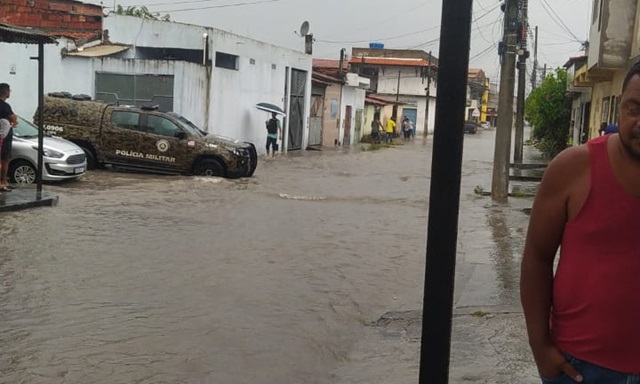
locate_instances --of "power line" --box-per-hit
[318,2,500,45]
[322,1,429,40]
[316,26,440,44]
[539,0,583,43]
[152,0,290,12]
[469,44,495,61]
[401,16,501,50]
[126,0,227,8]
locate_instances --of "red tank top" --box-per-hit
[552,135,640,373]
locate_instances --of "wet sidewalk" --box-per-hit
[0,188,58,212]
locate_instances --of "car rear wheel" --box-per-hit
[10,160,37,184]
[195,158,225,177]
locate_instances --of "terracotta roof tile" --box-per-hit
[349,57,434,67]
[313,58,349,70]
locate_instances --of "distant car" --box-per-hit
[464,121,479,134]
[9,115,87,184]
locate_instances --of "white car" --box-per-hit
[9,116,87,184]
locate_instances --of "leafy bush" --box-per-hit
[525,69,572,158]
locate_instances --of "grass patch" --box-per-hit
[471,310,489,318]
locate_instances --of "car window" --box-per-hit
[146,115,180,137]
[111,111,141,131]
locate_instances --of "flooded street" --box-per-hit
[0,129,538,383]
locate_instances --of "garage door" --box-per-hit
[95,72,174,112]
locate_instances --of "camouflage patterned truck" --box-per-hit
[36,95,257,178]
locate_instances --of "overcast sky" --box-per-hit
[89,0,590,85]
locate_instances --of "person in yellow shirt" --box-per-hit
[385,117,396,144]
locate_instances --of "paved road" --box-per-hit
[0,128,540,383]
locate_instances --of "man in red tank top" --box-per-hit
[521,60,640,384]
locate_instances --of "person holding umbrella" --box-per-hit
[265,112,282,158]
[256,102,285,158]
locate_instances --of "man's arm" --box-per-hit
[520,146,587,382]
[2,104,17,126]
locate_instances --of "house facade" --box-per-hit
[467,68,490,124]
[312,59,368,146]
[582,0,639,139]
[564,55,592,145]
[349,47,437,135]
[0,0,313,154]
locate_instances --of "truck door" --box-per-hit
[138,113,189,171]
[101,109,148,166]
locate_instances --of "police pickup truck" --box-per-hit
[37,94,257,178]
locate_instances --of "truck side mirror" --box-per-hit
[175,131,187,140]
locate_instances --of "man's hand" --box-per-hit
[533,344,583,382]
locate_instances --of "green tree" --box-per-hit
[525,68,572,158]
[115,5,170,21]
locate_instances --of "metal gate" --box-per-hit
[95,73,174,112]
[288,69,307,150]
[309,94,323,147]
[354,109,363,143]
[403,108,418,127]
[344,105,352,145]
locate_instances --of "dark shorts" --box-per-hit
[266,136,278,151]
[1,129,12,161]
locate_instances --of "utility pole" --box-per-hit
[491,0,519,199]
[542,63,547,80]
[531,26,538,89]
[514,0,529,165]
[418,0,474,382]
[424,50,433,137]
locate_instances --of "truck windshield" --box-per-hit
[168,113,206,138]
[13,116,40,138]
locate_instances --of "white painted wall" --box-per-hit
[104,14,313,153]
[0,39,93,119]
[377,66,436,97]
[2,15,312,156]
[338,86,366,145]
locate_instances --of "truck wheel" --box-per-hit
[79,145,97,170]
[195,158,225,177]
[246,143,258,177]
[10,160,37,184]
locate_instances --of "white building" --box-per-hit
[0,13,312,154]
[349,48,437,135]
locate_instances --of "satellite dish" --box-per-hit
[300,21,310,36]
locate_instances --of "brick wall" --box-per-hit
[0,0,102,38]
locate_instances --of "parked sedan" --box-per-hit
[9,116,87,184]
[464,121,479,134]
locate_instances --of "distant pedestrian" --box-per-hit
[0,83,17,191]
[598,122,608,136]
[401,116,411,140]
[265,112,281,158]
[604,123,619,135]
[385,117,396,144]
[371,115,383,144]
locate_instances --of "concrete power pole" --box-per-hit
[491,0,519,199]
[424,51,433,137]
[514,0,529,165]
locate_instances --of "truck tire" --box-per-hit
[10,160,37,184]
[246,143,257,177]
[78,144,97,170]
[195,158,225,177]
